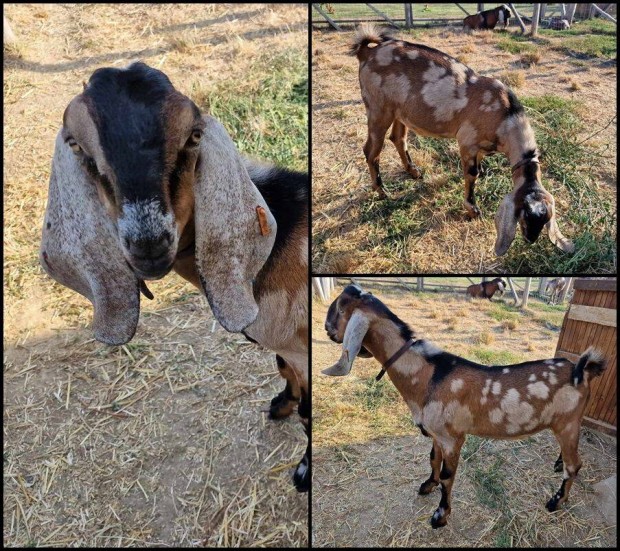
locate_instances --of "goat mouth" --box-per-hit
[326,331,341,344]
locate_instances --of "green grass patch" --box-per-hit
[470,347,523,366]
[354,377,401,411]
[198,49,307,171]
[540,19,616,58]
[469,455,507,509]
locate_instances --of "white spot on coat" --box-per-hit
[527,381,550,400]
[451,379,464,393]
[492,381,502,395]
[529,374,537,382]
[489,408,504,424]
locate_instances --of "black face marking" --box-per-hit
[83,62,174,203]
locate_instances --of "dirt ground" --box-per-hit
[311,279,617,547]
[4,4,307,547]
[311,25,617,273]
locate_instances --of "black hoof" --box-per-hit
[268,390,298,420]
[293,457,310,492]
[419,479,438,495]
[546,496,561,512]
[430,510,448,529]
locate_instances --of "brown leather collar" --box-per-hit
[511,157,539,173]
[375,338,416,381]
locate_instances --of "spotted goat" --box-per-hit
[350,24,574,256]
[463,4,512,31]
[323,284,606,528]
[466,277,507,300]
[40,62,310,492]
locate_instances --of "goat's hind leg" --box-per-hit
[389,120,422,179]
[364,111,394,199]
[419,437,443,495]
[554,452,564,473]
[547,427,581,511]
[431,436,464,529]
[269,355,301,419]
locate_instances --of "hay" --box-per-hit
[312,279,616,547]
[4,3,307,547]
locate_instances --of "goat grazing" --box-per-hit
[40,62,309,492]
[546,277,567,305]
[466,277,506,300]
[323,284,605,528]
[463,4,512,30]
[349,24,574,256]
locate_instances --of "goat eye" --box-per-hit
[67,138,82,154]
[188,129,203,146]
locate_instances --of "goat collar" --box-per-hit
[511,156,539,173]
[376,338,417,381]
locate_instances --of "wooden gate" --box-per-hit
[555,278,617,435]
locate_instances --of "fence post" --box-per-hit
[522,277,532,308]
[539,277,548,296]
[507,278,520,305]
[417,277,423,291]
[312,3,343,31]
[560,277,574,303]
[531,3,541,35]
[508,3,527,32]
[478,3,484,12]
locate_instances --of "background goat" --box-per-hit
[546,277,567,304]
[323,284,605,528]
[39,62,309,492]
[349,24,574,256]
[463,4,512,30]
[466,277,507,300]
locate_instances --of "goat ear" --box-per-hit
[545,197,575,253]
[322,310,370,376]
[193,116,277,333]
[40,131,140,345]
[494,192,518,256]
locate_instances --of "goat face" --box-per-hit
[41,62,277,344]
[494,187,554,256]
[493,278,507,294]
[61,63,204,281]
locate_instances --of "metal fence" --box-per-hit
[311,3,610,29]
[312,276,575,305]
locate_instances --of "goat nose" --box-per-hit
[124,232,172,259]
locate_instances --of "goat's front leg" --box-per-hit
[431,436,464,529]
[363,112,394,199]
[547,428,581,511]
[389,120,422,179]
[459,146,482,219]
[293,386,310,492]
[270,355,301,419]
[419,437,443,495]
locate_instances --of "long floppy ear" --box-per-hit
[545,197,575,253]
[322,310,370,376]
[494,192,518,256]
[194,116,277,333]
[40,131,140,345]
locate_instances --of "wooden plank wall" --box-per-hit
[555,279,617,435]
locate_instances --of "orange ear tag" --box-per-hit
[256,206,270,236]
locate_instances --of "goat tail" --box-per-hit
[348,23,392,59]
[572,347,606,386]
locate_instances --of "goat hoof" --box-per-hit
[546,495,562,512]
[418,480,438,495]
[268,389,298,420]
[466,206,482,219]
[293,456,310,492]
[408,165,422,179]
[430,510,448,529]
[376,189,388,200]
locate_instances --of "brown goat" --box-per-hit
[323,285,606,528]
[466,277,507,300]
[463,4,512,30]
[349,24,574,256]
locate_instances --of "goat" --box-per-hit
[323,284,606,528]
[463,4,512,30]
[349,24,574,256]
[466,277,507,300]
[546,277,567,305]
[39,62,309,492]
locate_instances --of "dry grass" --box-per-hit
[312,26,616,274]
[312,279,616,547]
[4,3,307,547]
[499,69,526,87]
